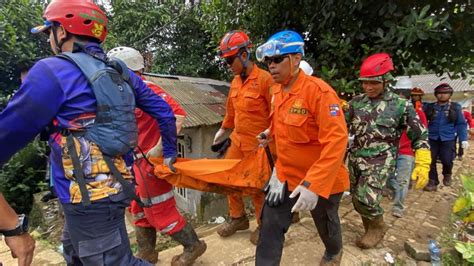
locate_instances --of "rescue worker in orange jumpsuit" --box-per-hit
[213,31,274,245]
[108,47,207,266]
[255,30,349,266]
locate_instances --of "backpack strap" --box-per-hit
[448,102,459,123]
[57,52,102,82]
[425,103,435,123]
[103,155,148,208]
[66,134,92,206]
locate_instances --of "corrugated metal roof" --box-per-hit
[397,74,473,93]
[180,104,226,128]
[143,75,229,128]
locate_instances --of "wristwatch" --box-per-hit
[0,214,28,237]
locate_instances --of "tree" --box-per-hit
[200,0,473,93]
[0,0,49,99]
[104,0,224,79]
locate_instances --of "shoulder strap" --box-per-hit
[425,103,435,122]
[57,52,103,83]
[448,102,459,123]
[57,52,135,95]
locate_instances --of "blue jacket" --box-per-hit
[424,101,467,142]
[0,43,177,203]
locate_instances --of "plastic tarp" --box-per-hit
[150,148,271,195]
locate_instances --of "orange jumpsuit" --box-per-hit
[221,65,274,222]
[270,71,349,198]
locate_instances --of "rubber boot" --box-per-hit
[170,223,207,266]
[249,225,260,245]
[356,216,385,249]
[135,227,158,264]
[356,216,369,248]
[361,216,369,233]
[319,250,343,266]
[217,216,249,237]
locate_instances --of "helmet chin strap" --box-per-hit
[237,49,250,81]
[51,25,70,54]
[282,56,299,86]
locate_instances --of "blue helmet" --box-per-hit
[256,30,305,62]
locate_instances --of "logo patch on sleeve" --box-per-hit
[329,104,340,116]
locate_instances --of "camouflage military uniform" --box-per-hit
[346,90,429,219]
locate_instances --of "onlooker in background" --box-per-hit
[390,78,428,218]
[456,106,473,160]
[410,87,425,111]
[423,83,468,191]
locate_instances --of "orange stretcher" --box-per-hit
[149,148,271,195]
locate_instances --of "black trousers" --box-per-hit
[456,135,464,158]
[428,139,456,185]
[255,190,343,266]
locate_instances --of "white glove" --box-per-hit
[163,157,177,173]
[462,141,469,150]
[263,167,286,207]
[146,138,163,158]
[213,128,226,145]
[256,129,271,147]
[290,185,319,213]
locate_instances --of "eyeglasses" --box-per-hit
[264,55,288,65]
[224,56,237,65]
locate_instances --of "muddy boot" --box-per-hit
[170,223,207,266]
[443,175,452,186]
[356,216,385,249]
[361,216,369,233]
[217,216,249,237]
[292,212,300,224]
[135,226,158,264]
[319,250,343,266]
[249,225,260,245]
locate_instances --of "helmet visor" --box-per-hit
[31,20,53,34]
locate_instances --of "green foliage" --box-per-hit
[0,140,48,214]
[455,241,474,263]
[0,0,50,96]
[449,173,474,264]
[199,0,473,92]
[453,174,474,222]
[105,1,224,79]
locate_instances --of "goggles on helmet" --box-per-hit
[255,40,304,62]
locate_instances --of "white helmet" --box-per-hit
[300,60,313,76]
[107,46,144,72]
[393,77,413,89]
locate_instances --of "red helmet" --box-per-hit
[411,87,425,96]
[218,30,252,58]
[32,0,107,43]
[359,53,394,81]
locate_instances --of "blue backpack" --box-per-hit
[57,50,142,206]
[59,51,138,155]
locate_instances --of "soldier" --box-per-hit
[346,53,431,249]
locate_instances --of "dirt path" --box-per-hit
[1,142,472,265]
